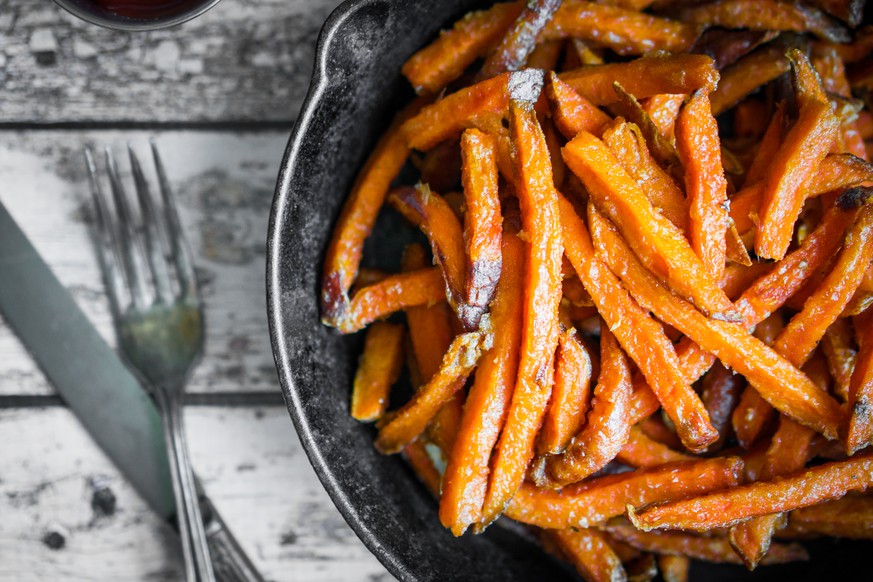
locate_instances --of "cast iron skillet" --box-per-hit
[267,1,869,579]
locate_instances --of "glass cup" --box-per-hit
[53,0,223,31]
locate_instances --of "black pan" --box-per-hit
[267,1,869,579]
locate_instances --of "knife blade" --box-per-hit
[0,201,263,582]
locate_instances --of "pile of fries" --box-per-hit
[320,0,873,579]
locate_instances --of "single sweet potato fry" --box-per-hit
[560,197,717,452]
[710,45,791,117]
[547,72,612,139]
[402,244,463,456]
[375,330,489,454]
[542,0,699,56]
[479,0,562,79]
[755,50,840,260]
[732,386,775,450]
[321,98,428,324]
[460,128,502,327]
[401,72,511,152]
[401,2,523,94]
[774,204,873,368]
[822,317,858,402]
[743,101,787,188]
[440,230,525,536]
[676,89,729,280]
[678,0,850,43]
[701,362,745,451]
[402,439,442,498]
[562,129,734,318]
[845,306,873,453]
[559,53,719,106]
[617,426,695,468]
[659,554,690,582]
[526,39,565,70]
[549,528,627,582]
[606,525,809,566]
[538,328,594,456]
[782,495,873,539]
[591,212,843,439]
[481,92,564,527]
[507,457,744,529]
[601,119,688,231]
[630,453,873,532]
[351,322,405,421]
[337,268,447,334]
[390,185,468,321]
[541,322,633,485]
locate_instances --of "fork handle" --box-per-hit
[199,493,265,582]
[155,385,216,582]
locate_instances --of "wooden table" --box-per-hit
[0,2,391,580]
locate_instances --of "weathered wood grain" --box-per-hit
[0,130,289,395]
[0,406,390,581]
[0,0,343,123]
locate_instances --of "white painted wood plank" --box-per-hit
[0,130,289,395]
[0,0,344,123]
[0,406,390,582]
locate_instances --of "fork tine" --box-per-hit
[128,144,174,305]
[150,139,198,303]
[85,147,128,318]
[105,147,153,310]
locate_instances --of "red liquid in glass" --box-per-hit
[92,0,204,19]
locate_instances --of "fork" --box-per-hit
[85,141,215,582]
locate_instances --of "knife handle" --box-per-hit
[198,493,265,582]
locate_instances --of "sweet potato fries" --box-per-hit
[319,1,873,578]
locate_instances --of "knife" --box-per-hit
[0,201,263,582]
